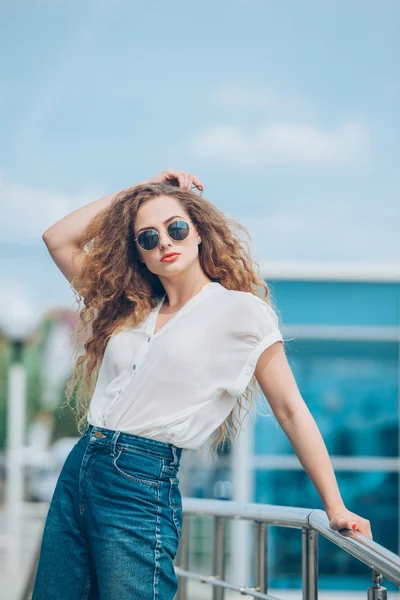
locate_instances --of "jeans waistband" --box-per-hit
[82,422,182,463]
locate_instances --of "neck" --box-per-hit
[160,275,213,309]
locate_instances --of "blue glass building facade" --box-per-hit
[253,265,400,590]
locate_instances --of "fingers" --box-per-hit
[331,517,373,540]
[357,519,373,539]
[191,174,203,189]
[330,516,347,531]
[161,169,183,185]
[348,518,372,538]
[161,169,203,191]
[179,173,191,190]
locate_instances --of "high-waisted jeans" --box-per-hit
[32,422,183,600]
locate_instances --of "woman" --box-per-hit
[33,168,372,600]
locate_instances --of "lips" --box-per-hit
[161,253,181,262]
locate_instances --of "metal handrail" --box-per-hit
[175,498,400,599]
[309,509,400,586]
[19,497,400,599]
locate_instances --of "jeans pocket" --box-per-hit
[112,446,161,488]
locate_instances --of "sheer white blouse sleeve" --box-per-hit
[219,291,284,398]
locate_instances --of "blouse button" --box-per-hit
[132,364,136,371]
[147,336,151,342]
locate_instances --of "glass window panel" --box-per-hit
[254,469,398,590]
[255,340,399,457]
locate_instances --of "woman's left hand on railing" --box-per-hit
[327,506,373,539]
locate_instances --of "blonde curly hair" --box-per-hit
[62,181,275,459]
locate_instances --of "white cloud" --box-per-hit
[0,171,104,245]
[190,120,369,167]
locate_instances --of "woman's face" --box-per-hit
[134,195,202,278]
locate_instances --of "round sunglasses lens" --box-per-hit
[168,220,190,241]
[138,230,158,250]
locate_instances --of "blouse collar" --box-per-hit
[147,282,222,339]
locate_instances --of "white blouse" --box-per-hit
[87,282,284,449]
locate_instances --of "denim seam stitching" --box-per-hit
[82,571,92,600]
[78,436,94,516]
[116,444,165,460]
[112,447,161,488]
[169,479,182,539]
[152,485,161,599]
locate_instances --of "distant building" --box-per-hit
[251,261,400,590]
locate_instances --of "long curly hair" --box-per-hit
[62,181,276,459]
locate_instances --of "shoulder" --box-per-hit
[212,288,280,336]
[219,288,278,318]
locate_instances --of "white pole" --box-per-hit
[397,295,400,562]
[5,357,26,572]
[230,409,254,587]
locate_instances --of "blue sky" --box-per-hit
[1,0,399,329]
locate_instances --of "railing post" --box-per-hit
[253,521,268,593]
[212,516,226,600]
[367,571,387,600]
[302,528,318,600]
[176,514,190,600]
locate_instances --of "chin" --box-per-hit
[159,263,186,273]
[151,261,185,276]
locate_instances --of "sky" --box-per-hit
[1,0,399,332]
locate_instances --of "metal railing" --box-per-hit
[174,498,400,600]
[19,497,400,599]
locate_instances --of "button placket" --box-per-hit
[102,333,154,424]
[95,284,223,432]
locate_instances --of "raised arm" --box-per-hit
[42,187,128,285]
[41,169,202,285]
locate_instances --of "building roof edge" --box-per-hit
[258,261,400,282]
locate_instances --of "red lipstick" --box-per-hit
[160,252,181,262]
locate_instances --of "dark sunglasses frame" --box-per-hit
[134,219,193,251]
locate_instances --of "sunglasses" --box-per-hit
[134,219,193,251]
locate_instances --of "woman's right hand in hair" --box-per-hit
[139,169,203,191]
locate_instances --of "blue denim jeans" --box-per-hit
[32,422,183,600]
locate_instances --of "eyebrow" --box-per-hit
[136,215,185,235]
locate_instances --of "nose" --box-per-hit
[158,228,173,249]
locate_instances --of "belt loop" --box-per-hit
[171,445,178,467]
[110,430,120,457]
